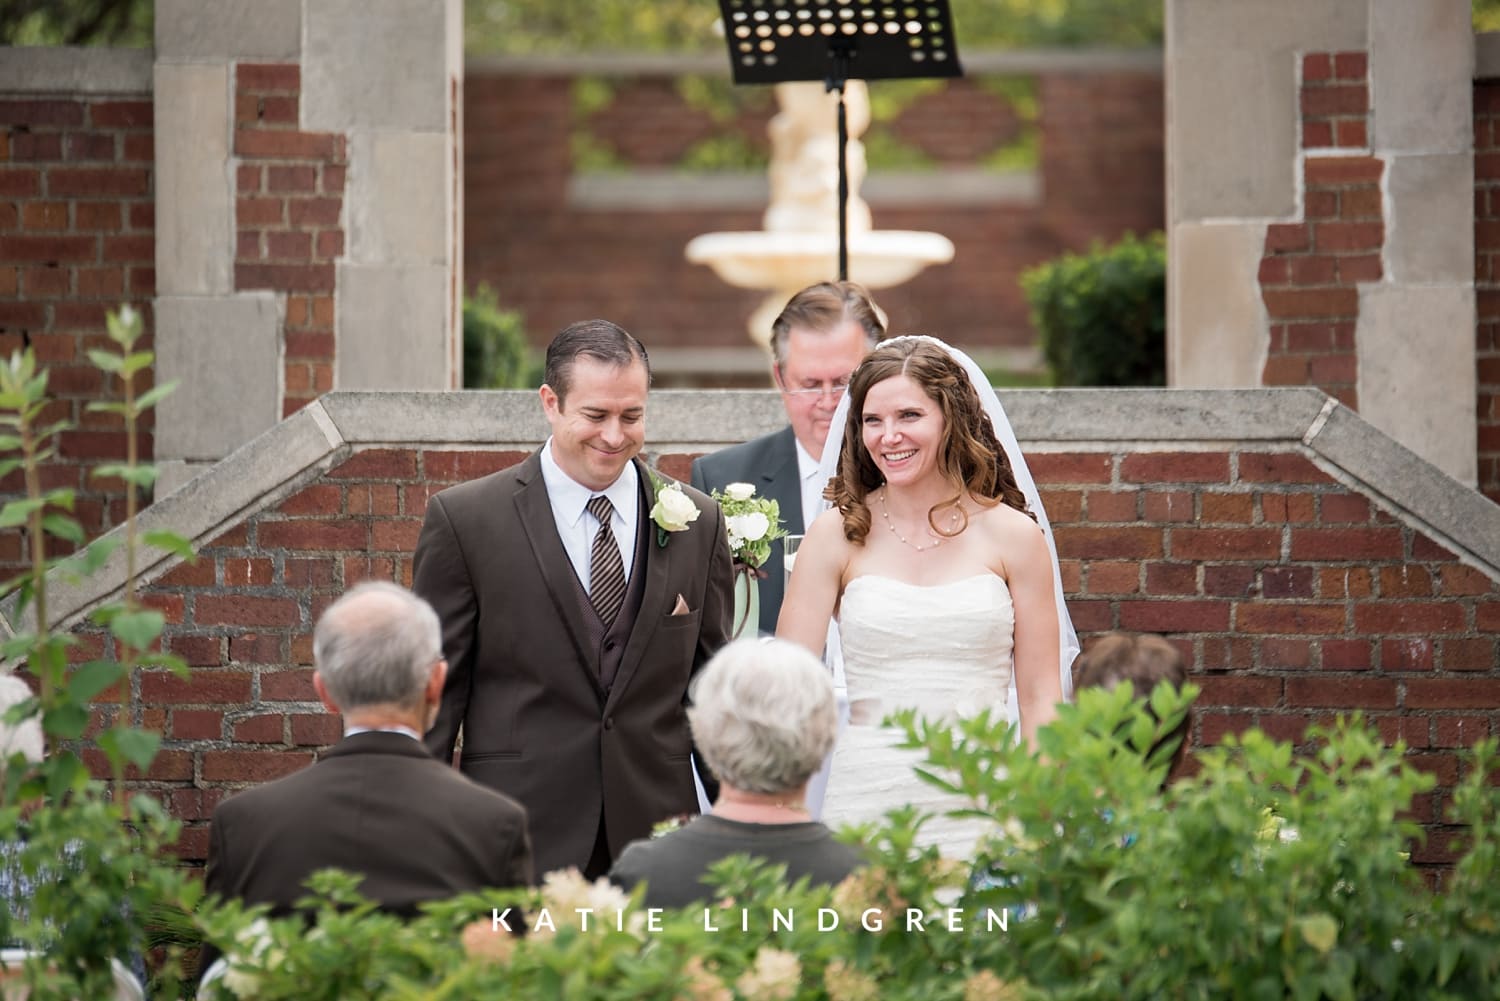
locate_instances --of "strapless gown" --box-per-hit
[823,573,1016,859]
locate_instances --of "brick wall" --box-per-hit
[1476,80,1500,504]
[232,62,348,418]
[72,438,1499,873]
[1260,52,1382,411]
[464,67,1164,353]
[0,89,155,579]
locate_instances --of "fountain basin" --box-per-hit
[686,230,955,290]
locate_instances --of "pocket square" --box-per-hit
[670,593,692,616]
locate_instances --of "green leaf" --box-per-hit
[0,458,22,479]
[63,535,123,576]
[41,487,74,510]
[135,651,190,678]
[1296,913,1338,955]
[87,348,125,373]
[110,609,165,651]
[69,660,126,702]
[0,497,44,527]
[40,513,84,544]
[44,752,86,799]
[42,702,90,740]
[135,379,179,411]
[143,529,195,561]
[92,463,157,487]
[0,433,22,450]
[85,400,129,416]
[99,726,161,775]
[120,350,154,377]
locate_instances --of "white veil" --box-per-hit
[815,334,1078,706]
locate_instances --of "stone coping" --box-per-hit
[5,387,1498,638]
[0,46,152,92]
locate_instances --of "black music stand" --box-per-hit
[715,0,962,280]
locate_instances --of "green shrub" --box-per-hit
[463,286,534,389]
[1022,231,1166,387]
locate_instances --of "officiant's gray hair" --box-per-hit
[313,581,443,712]
[688,638,836,794]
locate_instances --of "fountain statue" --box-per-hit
[686,80,955,350]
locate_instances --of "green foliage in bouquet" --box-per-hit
[0,305,199,998]
[1021,231,1166,387]
[710,482,787,570]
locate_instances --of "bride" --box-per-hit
[777,336,1078,857]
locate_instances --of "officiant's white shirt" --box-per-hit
[540,438,639,591]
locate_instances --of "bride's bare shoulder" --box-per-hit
[972,498,1047,544]
[806,506,851,545]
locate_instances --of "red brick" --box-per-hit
[103,234,153,262]
[88,100,152,128]
[1440,565,1496,596]
[1332,52,1368,80]
[236,196,284,225]
[266,230,313,259]
[1301,85,1367,118]
[235,129,341,160]
[267,165,319,193]
[1258,256,1290,284]
[1239,454,1330,485]
[370,520,421,551]
[1286,676,1396,709]
[1305,156,1383,186]
[1287,255,1338,284]
[1321,639,1372,669]
[260,668,317,701]
[1203,565,1256,597]
[1144,562,1196,595]
[159,558,216,588]
[1199,711,1254,745]
[1196,675,1282,708]
[65,132,118,161]
[230,632,285,664]
[257,519,368,551]
[1170,527,1280,560]
[0,168,42,197]
[1054,526,1163,560]
[47,167,150,197]
[1066,599,1114,632]
[1378,565,1433,598]
[1333,119,1367,149]
[1412,535,1457,561]
[194,594,301,627]
[140,669,252,705]
[285,331,335,358]
[23,267,70,298]
[1408,753,1461,786]
[1265,223,1310,253]
[1262,566,1315,599]
[291,632,315,666]
[238,62,301,91]
[1353,602,1465,635]
[1142,490,1194,522]
[170,709,224,740]
[76,267,125,296]
[1441,639,1497,671]
[329,448,420,479]
[1260,638,1312,668]
[287,197,343,226]
[202,750,313,783]
[1375,715,1430,750]
[1085,490,1137,521]
[1236,603,1345,634]
[1433,716,1492,748]
[237,229,263,258]
[233,713,285,743]
[0,234,97,263]
[291,712,342,746]
[60,430,128,459]
[1290,527,1403,560]
[121,133,153,161]
[343,555,396,586]
[345,483,400,516]
[1314,221,1384,253]
[234,262,335,292]
[1026,452,1112,484]
[174,826,211,863]
[1118,599,1229,633]
[1319,494,1370,524]
[1262,287,1359,319]
[0,98,85,126]
[1300,121,1333,149]
[1304,190,1338,219]
[237,164,262,192]
[1261,355,1309,386]
[314,230,344,258]
[322,165,346,194]
[1302,53,1333,83]
[1120,452,1230,484]
[1085,561,1139,594]
[1406,679,1500,709]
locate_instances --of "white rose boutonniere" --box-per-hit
[648,473,699,546]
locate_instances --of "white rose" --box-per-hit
[723,482,756,502]
[726,511,769,544]
[651,483,700,532]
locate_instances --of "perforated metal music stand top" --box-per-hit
[717,0,962,85]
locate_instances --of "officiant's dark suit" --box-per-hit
[691,281,882,634]
[414,320,734,879]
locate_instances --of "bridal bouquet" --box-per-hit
[711,482,786,571]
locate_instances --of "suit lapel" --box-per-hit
[606,459,673,713]
[512,453,600,689]
[761,427,804,532]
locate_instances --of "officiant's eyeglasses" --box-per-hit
[779,376,851,400]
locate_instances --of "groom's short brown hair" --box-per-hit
[544,319,651,406]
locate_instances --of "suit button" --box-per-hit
[604,639,618,652]
[604,717,614,730]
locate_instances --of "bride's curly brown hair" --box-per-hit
[827,338,1034,545]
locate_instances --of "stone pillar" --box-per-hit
[153,0,462,495]
[1165,0,1477,485]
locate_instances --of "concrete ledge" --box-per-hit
[1478,32,1500,80]
[0,47,152,93]
[9,387,1499,638]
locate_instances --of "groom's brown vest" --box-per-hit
[566,477,653,695]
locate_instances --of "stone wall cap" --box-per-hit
[0,46,152,93]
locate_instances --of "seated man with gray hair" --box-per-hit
[609,638,860,908]
[206,582,533,915]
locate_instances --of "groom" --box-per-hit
[413,320,734,879]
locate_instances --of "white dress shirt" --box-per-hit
[539,439,639,592]
[795,438,825,532]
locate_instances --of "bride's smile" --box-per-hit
[861,374,944,487]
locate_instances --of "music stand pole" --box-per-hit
[827,44,852,281]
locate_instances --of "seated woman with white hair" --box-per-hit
[608,638,861,909]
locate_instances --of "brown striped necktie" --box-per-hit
[586,495,626,625]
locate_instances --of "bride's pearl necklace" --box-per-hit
[879,488,960,552]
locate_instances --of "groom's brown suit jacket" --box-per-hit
[413,452,734,878]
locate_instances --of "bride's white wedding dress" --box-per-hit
[822,573,1016,859]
